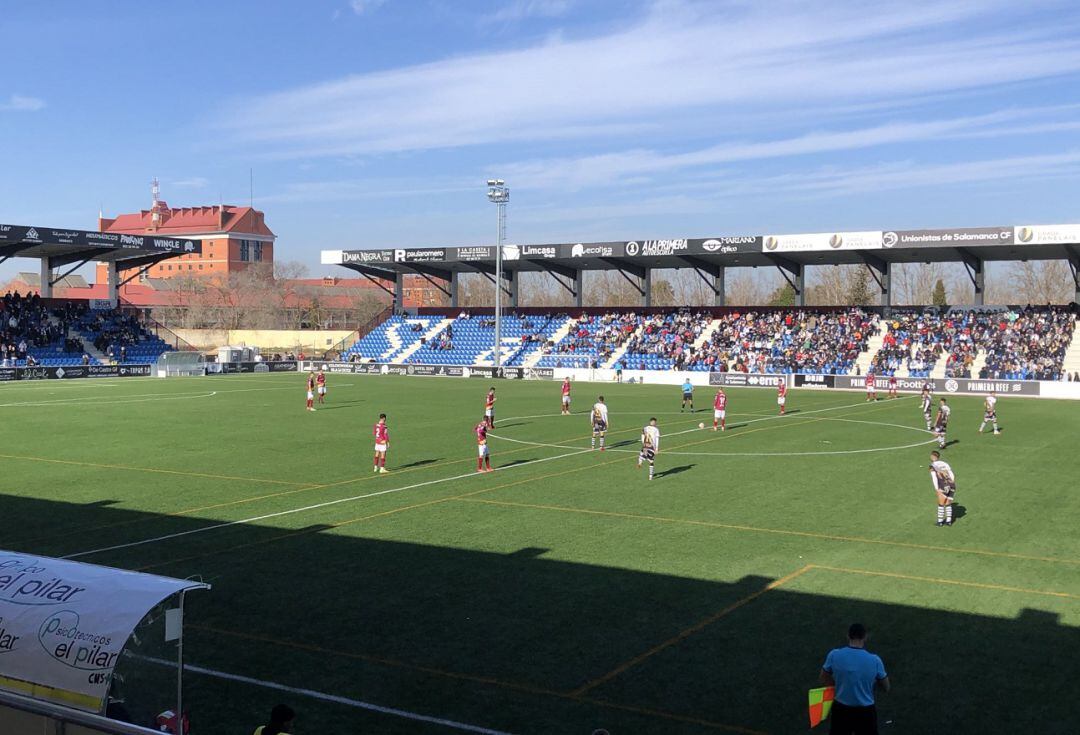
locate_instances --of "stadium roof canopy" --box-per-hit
[0,223,201,299]
[323,223,1080,308]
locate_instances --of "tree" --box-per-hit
[931,279,948,307]
[768,283,797,306]
[845,267,874,306]
[1008,261,1072,305]
[650,278,676,306]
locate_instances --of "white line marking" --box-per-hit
[0,383,355,407]
[490,397,919,455]
[66,447,590,560]
[137,655,514,735]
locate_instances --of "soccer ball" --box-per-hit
[698,422,705,429]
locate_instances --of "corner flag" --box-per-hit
[808,686,834,727]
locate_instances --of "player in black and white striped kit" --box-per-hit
[920,382,934,431]
[929,451,957,526]
[978,392,1000,435]
[933,397,951,449]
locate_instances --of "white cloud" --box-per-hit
[480,0,572,27]
[349,0,387,15]
[215,1,1080,158]
[170,177,210,189]
[1,94,45,112]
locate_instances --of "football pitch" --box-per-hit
[3,373,1079,734]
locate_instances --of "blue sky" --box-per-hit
[3,0,1080,282]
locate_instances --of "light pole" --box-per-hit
[486,179,509,368]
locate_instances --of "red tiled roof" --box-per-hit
[101,204,275,238]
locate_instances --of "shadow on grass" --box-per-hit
[654,464,696,478]
[395,458,443,470]
[6,493,1077,735]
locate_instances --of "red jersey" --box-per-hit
[714,392,727,410]
[306,376,315,390]
[866,374,875,388]
[561,380,571,396]
[475,422,488,444]
[485,392,496,410]
[777,383,787,397]
[888,375,897,386]
[316,373,326,385]
[373,422,389,444]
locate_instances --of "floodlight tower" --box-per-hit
[486,179,509,368]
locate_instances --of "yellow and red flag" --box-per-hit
[808,686,834,727]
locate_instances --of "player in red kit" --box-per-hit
[305,372,316,412]
[372,414,390,474]
[316,369,327,404]
[484,388,497,428]
[476,416,493,472]
[865,371,877,402]
[777,381,787,415]
[712,388,727,431]
[888,374,898,399]
[560,378,571,415]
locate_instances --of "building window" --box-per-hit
[253,242,263,262]
[240,240,250,262]
[199,264,204,270]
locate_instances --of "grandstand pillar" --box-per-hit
[574,269,584,308]
[449,272,460,308]
[394,271,404,313]
[107,261,119,304]
[880,262,891,307]
[642,268,652,307]
[794,264,805,306]
[39,257,52,298]
[506,270,519,308]
[972,260,985,305]
[714,267,726,306]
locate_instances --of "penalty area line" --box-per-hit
[136,655,515,735]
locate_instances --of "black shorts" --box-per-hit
[639,447,655,462]
[683,392,693,400]
[934,422,948,433]
[984,411,996,421]
[830,702,878,735]
[593,420,607,433]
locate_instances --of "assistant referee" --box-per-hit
[820,623,890,734]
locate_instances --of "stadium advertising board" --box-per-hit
[564,242,625,258]
[210,361,296,374]
[0,225,198,254]
[708,372,785,388]
[882,227,1012,248]
[451,246,494,261]
[499,244,560,260]
[526,367,555,380]
[394,247,445,263]
[689,236,760,255]
[835,375,1041,396]
[406,364,466,377]
[763,231,882,253]
[340,249,394,265]
[0,367,16,381]
[0,549,205,713]
[794,374,836,388]
[1013,224,1080,245]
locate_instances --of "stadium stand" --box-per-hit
[78,310,172,364]
[535,313,638,369]
[977,306,1075,380]
[687,308,874,374]
[871,310,953,378]
[410,313,569,366]
[339,315,444,363]
[0,292,97,366]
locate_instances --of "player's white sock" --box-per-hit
[591,437,596,448]
[978,422,985,432]
[648,462,654,480]
[993,423,999,433]
[936,506,945,525]
[599,437,605,449]
[945,505,953,524]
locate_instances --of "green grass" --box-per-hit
[3,373,1079,734]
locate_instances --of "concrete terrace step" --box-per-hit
[853,319,886,375]
[393,318,454,363]
[523,318,574,368]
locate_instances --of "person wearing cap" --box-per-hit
[254,704,295,735]
[820,623,890,734]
